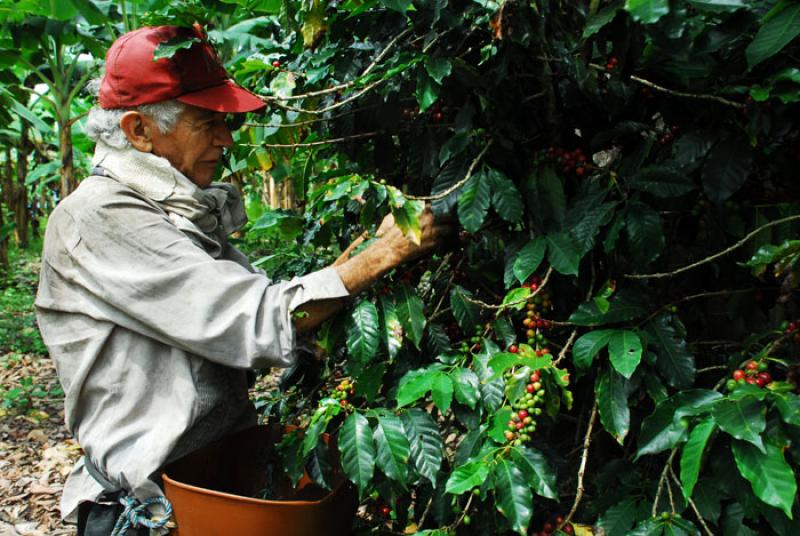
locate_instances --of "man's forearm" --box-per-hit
[293,241,399,333]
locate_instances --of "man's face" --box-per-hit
[149,104,234,188]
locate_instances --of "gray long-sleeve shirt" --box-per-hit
[35,175,349,521]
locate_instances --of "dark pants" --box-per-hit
[77,493,149,536]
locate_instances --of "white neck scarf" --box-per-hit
[92,141,247,258]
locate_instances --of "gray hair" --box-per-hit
[84,78,186,149]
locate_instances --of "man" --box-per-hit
[35,25,446,535]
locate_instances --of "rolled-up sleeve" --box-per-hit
[43,186,349,369]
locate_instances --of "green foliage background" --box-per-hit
[3,0,800,534]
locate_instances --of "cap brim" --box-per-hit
[178,79,267,113]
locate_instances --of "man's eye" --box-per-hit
[225,114,246,131]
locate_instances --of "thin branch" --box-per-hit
[245,104,379,129]
[66,111,89,127]
[406,141,493,201]
[557,400,598,533]
[265,77,387,115]
[588,63,744,109]
[268,28,412,101]
[696,365,728,373]
[240,131,380,149]
[652,449,677,517]
[461,266,554,312]
[626,215,800,280]
[553,329,577,367]
[669,466,714,536]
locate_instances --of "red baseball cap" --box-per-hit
[99,25,266,113]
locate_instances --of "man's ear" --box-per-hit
[119,111,154,152]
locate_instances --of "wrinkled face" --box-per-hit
[149,105,234,188]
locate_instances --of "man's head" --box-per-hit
[86,25,264,187]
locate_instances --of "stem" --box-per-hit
[669,466,714,536]
[626,215,800,280]
[553,329,577,367]
[245,104,379,129]
[588,63,744,109]
[460,266,554,312]
[652,449,677,517]
[240,131,380,148]
[557,400,598,532]
[266,77,387,115]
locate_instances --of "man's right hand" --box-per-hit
[373,206,452,267]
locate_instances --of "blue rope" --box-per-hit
[109,495,174,536]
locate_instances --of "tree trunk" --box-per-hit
[0,200,8,269]
[59,118,75,199]
[14,124,30,248]
[0,152,11,269]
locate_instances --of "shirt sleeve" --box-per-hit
[43,184,349,369]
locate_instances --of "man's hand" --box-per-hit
[373,207,449,267]
[294,206,451,333]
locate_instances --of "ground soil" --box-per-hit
[0,354,79,536]
[0,352,283,536]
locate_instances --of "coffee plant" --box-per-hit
[11,0,800,534]
[200,0,800,534]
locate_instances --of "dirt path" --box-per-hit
[0,353,79,536]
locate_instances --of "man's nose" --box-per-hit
[214,122,234,148]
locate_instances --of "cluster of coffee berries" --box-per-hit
[545,146,589,176]
[504,370,545,446]
[533,515,573,536]
[605,56,619,71]
[726,360,772,391]
[658,124,680,145]
[331,378,355,409]
[520,276,553,348]
[782,320,800,344]
[460,324,485,353]
[271,59,281,68]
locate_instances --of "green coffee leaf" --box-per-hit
[373,414,411,484]
[346,300,380,364]
[711,396,766,452]
[625,0,669,24]
[609,330,643,378]
[746,3,800,69]
[679,418,716,499]
[646,314,696,389]
[401,409,444,486]
[546,232,582,276]
[513,237,546,284]
[395,285,426,349]
[445,460,490,495]
[396,367,438,407]
[450,285,480,333]
[457,171,491,233]
[597,366,631,444]
[431,372,454,413]
[512,446,558,499]
[339,412,377,497]
[492,458,533,534]
[637,390,722,458]
[486,168,524,224]
[451,368,480,409]
[380,295,403,359]
[573,329,614,369]
[732,440,797,518]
